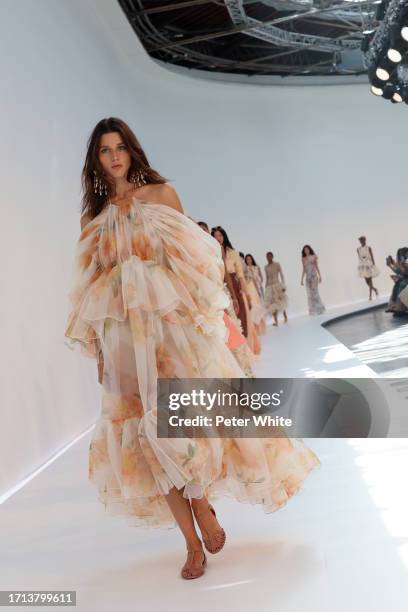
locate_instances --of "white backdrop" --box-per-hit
[1,0,407,497]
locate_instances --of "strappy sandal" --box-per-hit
[181,549,207,580]
[193,504,226,554]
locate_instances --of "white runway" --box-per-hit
[2,300,408,611]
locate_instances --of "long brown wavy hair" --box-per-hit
[80,117,170,219]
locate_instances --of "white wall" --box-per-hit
[1,0,406,497]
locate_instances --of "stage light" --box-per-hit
[371,85,383,96]
[382,82,396,99]
[388,48,402,62]
[392,83,405,102]
[368,65,387,89]
[391,22,408,47]
[376,67,390,80]
[366,3,408,103]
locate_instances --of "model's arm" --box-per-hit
[257,265,264,285]
[301,259,305,285]
[235,253,252,305]
[278,263,286,288]
[155,183,184,214]
[235,252,248,291]
[315,256,322,282]
[80,212,103,382]
[224,262,239,314]
[369,246,375,265]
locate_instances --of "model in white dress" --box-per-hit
[357,236,379,300]
[264,252,288,325]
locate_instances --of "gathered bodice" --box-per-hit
[84,199,172,271]
[303,254,318,275]
[224,248,246,279]
[77,198,224,273]
[357,245,371,262]
[265,262,282,285]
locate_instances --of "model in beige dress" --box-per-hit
[264,252,288,325]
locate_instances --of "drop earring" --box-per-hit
[130,168,147,188]
[93,170,108,196]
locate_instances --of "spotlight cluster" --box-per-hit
[363,0,408,104]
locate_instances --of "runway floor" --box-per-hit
[325,304,408,377]
[2,302,408,611]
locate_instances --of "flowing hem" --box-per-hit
[89,437,321,529]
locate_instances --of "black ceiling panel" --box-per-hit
[118,0,380,78]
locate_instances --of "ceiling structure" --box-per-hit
[117,0,382,81]
[363,0,408,103]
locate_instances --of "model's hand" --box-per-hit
[301,281,304,286]
[233,298,239,315]
[246,294,252,309]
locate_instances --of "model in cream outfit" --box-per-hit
[245,254,264,300]
[65,118,321,581]
[357,236,379,300]
[301,245,325,316]
[241,253,266,337]
[264,252,288,325]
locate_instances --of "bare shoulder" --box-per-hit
[154,182,184,213]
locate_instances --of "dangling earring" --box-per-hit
[130,168,147,188]
[93,170,108,196]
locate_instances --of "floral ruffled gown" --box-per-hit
[64,196,320,528]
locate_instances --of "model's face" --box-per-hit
[304,247,310,256]
[359,238,366,246]
[245,256,252,266]
[267,253,273,263]
[199,223,209,234]
[213,230,224,245]
[98,132,131,181]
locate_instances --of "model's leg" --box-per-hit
[272,311,278,326]
[368,278,378,297]
[372,278,379,296]
[283,310,288,323]
[191,496,226,554]
[164,486,206,578]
